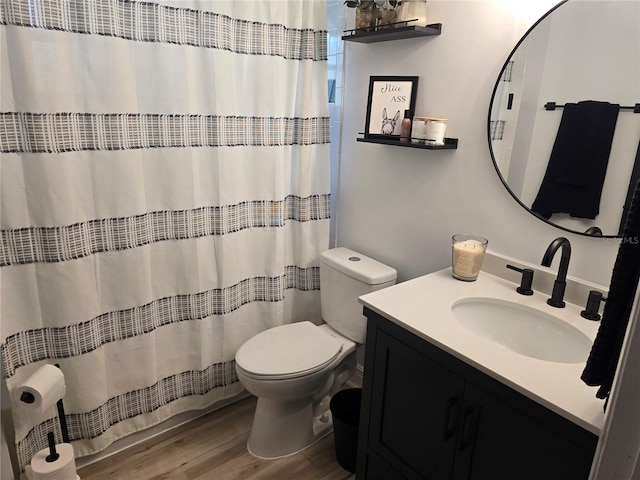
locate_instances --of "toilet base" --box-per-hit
[246,396,333,459]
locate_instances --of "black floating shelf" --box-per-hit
[357,136,458,150]
[342,23,442,43]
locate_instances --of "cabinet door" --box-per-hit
[364,449,406,480]
[368,331,465,479]
[453,383,596,480]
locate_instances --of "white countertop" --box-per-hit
[359,268,606,435]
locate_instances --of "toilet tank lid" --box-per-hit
[320,248,397,285]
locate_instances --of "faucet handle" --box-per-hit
[580,290,606,321]
[506,264,534,296]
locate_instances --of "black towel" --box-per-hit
[581,179,640,402]
[531,101,620,219]
[618,139,640,235]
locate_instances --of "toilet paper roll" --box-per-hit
[30,443,77,480]
[13,364,66,414]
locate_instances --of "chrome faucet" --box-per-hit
[541,237,571,307]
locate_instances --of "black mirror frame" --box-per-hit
[485,0,623,239]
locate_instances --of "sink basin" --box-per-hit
[451,297,593,363]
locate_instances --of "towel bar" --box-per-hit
[544,101,640,113]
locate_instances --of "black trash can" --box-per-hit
[330,388,362,473]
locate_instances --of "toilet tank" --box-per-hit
[320,247,397,344]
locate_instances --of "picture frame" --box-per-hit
[364,76,419,139]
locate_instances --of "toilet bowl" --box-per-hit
[236,322,357,459]
[235,247,397,459]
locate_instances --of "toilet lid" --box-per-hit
[235,321,343,377]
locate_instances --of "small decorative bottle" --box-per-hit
[400,110,412,142]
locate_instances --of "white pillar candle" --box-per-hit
[452,237,487,280]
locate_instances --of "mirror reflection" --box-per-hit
[489,0,640,237]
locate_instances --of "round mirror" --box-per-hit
[488,0,640,237]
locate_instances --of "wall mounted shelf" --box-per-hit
[342,23,442,43]
[357,136,458,150]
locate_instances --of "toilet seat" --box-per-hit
[235,321,344,380]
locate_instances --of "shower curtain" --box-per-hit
[0,0,329,471]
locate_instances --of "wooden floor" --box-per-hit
[77,395,356,480]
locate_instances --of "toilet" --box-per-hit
[235,247,397,459]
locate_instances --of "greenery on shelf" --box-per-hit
[344,0,400,20]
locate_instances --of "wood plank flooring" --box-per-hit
[77,395,356,480]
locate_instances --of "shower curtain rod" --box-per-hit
[544,102,640,113]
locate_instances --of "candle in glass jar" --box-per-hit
[452,235,488,281]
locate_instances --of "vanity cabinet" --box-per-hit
[356,308,598,480]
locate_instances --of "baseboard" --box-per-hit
[346,363,364,389]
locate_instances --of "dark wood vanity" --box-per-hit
[356,308,598,480]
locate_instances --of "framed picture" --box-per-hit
[364,76,419,139]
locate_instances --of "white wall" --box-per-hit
[336,0,619,287]
[1,427,15,480]
[1,364,18,479]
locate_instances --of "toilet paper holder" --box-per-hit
[17,364,70,444]
[55,389,70,444]
[45,432,60,462]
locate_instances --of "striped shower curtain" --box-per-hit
[0,0,329,471]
